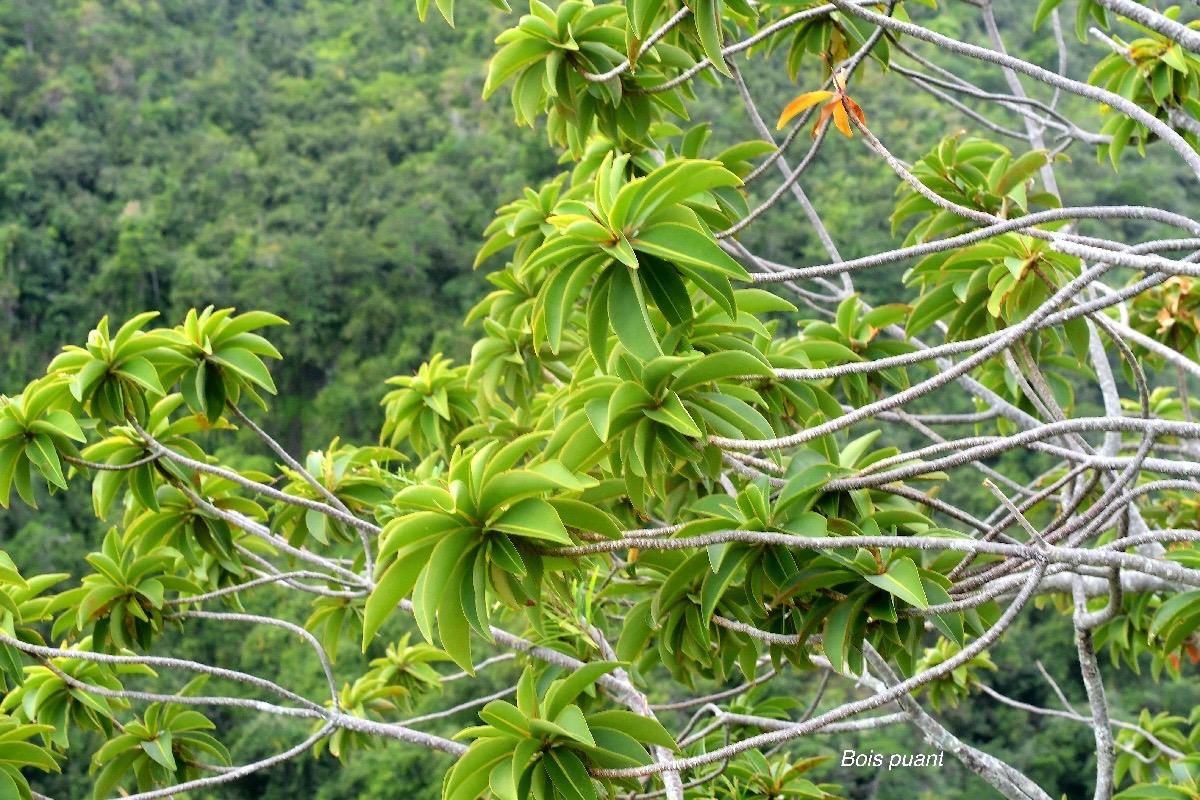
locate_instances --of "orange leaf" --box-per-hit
[777,91,834,129]
[830,100,853,138]
[844,96,867,128]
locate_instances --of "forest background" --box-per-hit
[0,1,1196,798]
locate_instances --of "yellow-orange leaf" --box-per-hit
[777,91,834,129]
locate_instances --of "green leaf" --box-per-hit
[615,600,654,663]
[864,557,930,609]
[544,750,597,800]
[478,471,566,516]
[774,462,834,517]
[640,259,695,327]
[551,705,595,748]
[1161,44,1189,73]
[438,558,476,672]
[690,0,730,77]
[489,534,527,575]
[608,266,663,363]
[633,223,749,281]
[90,448,143,519]
[548,498,622,540]
[511,737,542,787]
[1063,315,1090,363]
[484,38,553,99]
[922,577,964,646]
[1150,591,1200,651]
[92,749,139,800]
[605,382,653,438]
[652,551,707,623]
[114,356,166,397]
[996,150,1048,195]
[363,554,428,647]
[392,485,456,514]
[672,350,771,393]
[40,410,86,443]
[588,710,677,750]
[1108,116,1137,170]
[25,434,67,491]
[490,760,518,800]
[629,0,665,39]
[643,391,703,438]
[0,763,28,800]
[0,441,23,509]
[202,362,228,424]
[445,739,514,800]
[211,348,277,394]
[491,498,572,545]
[701,545,755,623]
[907,283,961,337]
[1113,785,1192,799]
[212,311,288,342]
[823,590,872,673]
[71,359,109,403]
[839,429,882,469]
[129,464,159,512]
[479,701,530,738]
[0,741,59,771]
[1032,0,1064,30]
[588,728,653,769]
[413,530,476,643]
[587,271,614,367]
[543,662,621,719]
[140,733,176,771]
[621,160,742,229]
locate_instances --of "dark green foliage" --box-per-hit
[0,0,550,450]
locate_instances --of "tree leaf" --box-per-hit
[545,749,597,800]
[140,733,176,771]
[491,498,572,545]
[823,590,872,673]
[363,554,428,647]
[210,348,277,394]
[25,434,67,491]
[691,0,730,78]
[114,356,166,397]
[479,701,530,738]
[588,710,678,750]
[643,391,703,438]
[551,705,595,748]
[777,91,833,129]
[437,556,476,672]
[864,557,930,609]
[543,662,621,719]
[445,739,514,800]
[1033,0,1064,30]
[633,223,749,281]
[700,545,755,623]
[484,38,552,99]
[608,266,663,363]
[413,530,476,643]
